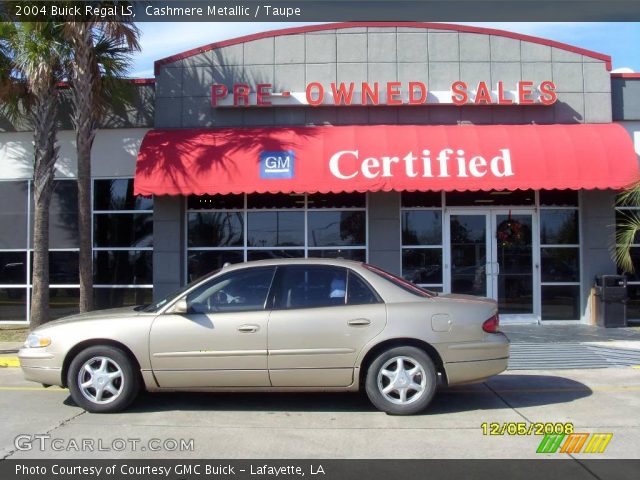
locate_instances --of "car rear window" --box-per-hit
[363,264,434,298]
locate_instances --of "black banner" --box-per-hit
[2,460,640,480]
[3,1,640,22]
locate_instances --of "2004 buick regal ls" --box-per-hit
[19,259,509,415]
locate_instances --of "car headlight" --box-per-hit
[24,333,51,348]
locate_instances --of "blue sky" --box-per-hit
[130,22,640,78]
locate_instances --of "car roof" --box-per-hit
[218,258,365,272]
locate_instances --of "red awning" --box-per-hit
[134,124,639,196]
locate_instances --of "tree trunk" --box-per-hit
[72,25,98,313]
[30,84,59,329]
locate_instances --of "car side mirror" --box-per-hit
[167,298,188,315]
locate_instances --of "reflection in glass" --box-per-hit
[541,285,580,320]
[401,191,442,208]
[94,179,153,211]
[626,285,640,320]
[0,289,26,321]
[188,212,243,247]
[402,211,442,245]
[450,215,486,296]
[49,289,79,320]
[94,251,152,285]
[307,193,365,208]
[94,213,153,247]
[49,251,79,284]
[307,211,365,246]
[495,214,533,314]
[307,249,366,261]
[248,212,304,246]
[0,181,28,249]
[187,194,244,210]
[49,180,79,249]
[402,248,443,285]
[541,248,579,282]
[247,193,305,209]
[621,247,640,282]
[187,251,244,281]
[0,252,26,285]
[94,288,153,309]
[540,210,578,244]
[247,250,304,261]
[539,190,578,207]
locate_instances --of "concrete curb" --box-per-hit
[0,356,20,367]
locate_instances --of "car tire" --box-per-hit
[365,346,437,415]
[67,345,139,413]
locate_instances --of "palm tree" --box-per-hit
[64,15,140,313]
[614,184,640,274]
[0,22,69,328]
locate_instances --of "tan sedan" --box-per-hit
[19,259,508,415]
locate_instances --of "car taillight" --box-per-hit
[482,314,500,333]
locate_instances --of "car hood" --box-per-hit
[41,306,144,327]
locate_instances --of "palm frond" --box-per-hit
[615,211,640,273]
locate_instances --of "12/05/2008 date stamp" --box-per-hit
[481,422,574,436]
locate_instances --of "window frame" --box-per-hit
[185,193,369,283]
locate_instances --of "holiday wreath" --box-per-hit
[496,216,525,247]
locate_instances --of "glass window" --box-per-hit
[347,271,380,305]
[541,285,580,320]
[541,248,580,283]
[94,288,152,310]
[188,212,243,247]
[94,179,153,211]
[401,191,441,208]
[540,210,578,245]
[247,211,304,247]
[402,249,443,285]
[188,251,244,281]
[49,181,78,249]
[0,181,28,249]
[308,192,365,209]
[307,249,366,261]
[94,251,152,285]
[41,251,79,285]
[186,267,276,313]
[626,284,640,320]
[247,193,304,209]
[275,266,348,309]
[446,190,535,206]
[307,211,365,246]
[247,250,304,261]
[539,190,578,207]
[402,211,442,245]
[0,252,27,285]
[188,194,243,210]
[94,213,153,248]
[49,289,79,320]
[620,247,640,282]
[0,289,26,321]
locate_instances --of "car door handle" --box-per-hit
[348,318,371,326]
[237,324,260,333]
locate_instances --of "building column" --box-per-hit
[153,195,185,301]
[367,191,401,275]
[580,189,618,322]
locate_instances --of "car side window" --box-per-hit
[347,271,381,305]
[185,267,275,313]
[276,266,347,309]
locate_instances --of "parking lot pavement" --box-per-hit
[1,366,639,460]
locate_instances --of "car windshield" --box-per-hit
[142,269,221,312]
[363,264,435,298]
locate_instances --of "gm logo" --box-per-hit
[260,151,295,179]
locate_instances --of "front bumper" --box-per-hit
[18,348,63,386]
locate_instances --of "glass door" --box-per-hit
[445,209,539,323]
